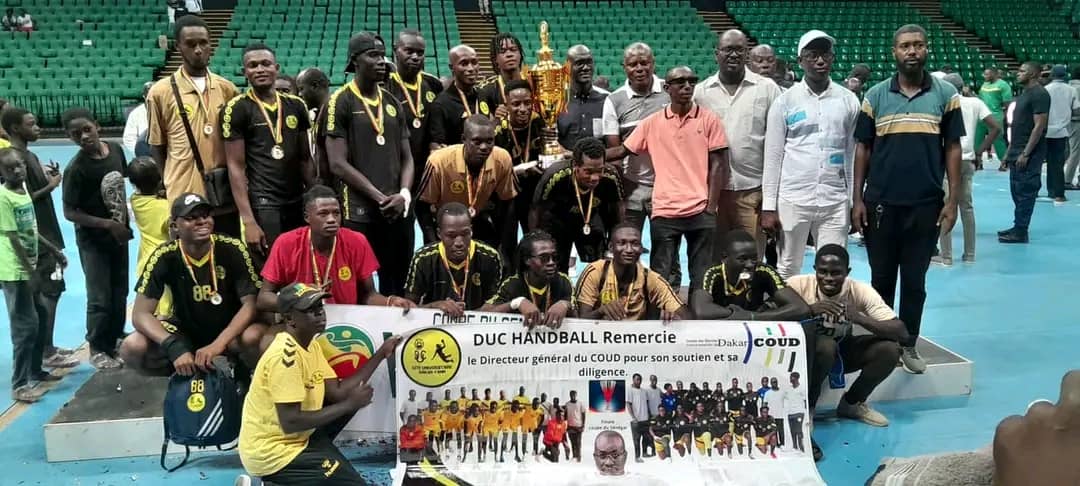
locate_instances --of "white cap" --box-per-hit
[797,30,836,55]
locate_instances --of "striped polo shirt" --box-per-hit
[855,72,964,206]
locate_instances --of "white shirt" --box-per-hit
[694,68,782,191]
[957,96,993,161]
[122,103,148,156]
[762,80,859,210]
[781,385,807,415]
[16,14,30,28]
[645,386,662,417]
[625,386,649,423]
[1045,80,1079,138]
[399,399,421,421]
[565,400,586,427]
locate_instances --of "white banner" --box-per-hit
[387,318,824,486]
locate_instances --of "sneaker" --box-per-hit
[1054,197,1067,206]
[900,346,927,374]
[810,438,823,462]
[12,383,46,403]
[997,227,1016,237]
[46,346,77,356]
[836,399,889,427]
[961,255,976,264]
[233,475,253,486]
[930,256,952,267]
[90,351,123,370]
[34,371,63,382]
[998,231,1029,244]
[43,352,79,368]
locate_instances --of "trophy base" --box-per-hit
[539,136,563,169]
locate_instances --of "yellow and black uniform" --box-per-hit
[440,399,454,411]
[753,415,777,446]
[732,413,754,445]
[443,410,465,432]
[574,260,683,321]
[135,235,260,349]
[743,390,760,417]
[422,409,443,436]
[477,75,520,114]
[428,82,490,146]
[648,414,673,454]
[465,414,484,435]
[220,91,311,243]
[521,406,542,432]
[239,333,363,484]
[709,412,734,444]
[672,415,694,447]
[386,71,444,190]
[724,388,745,415]
[702,263,786,311]
[533,161,624,272]
[486,273,574,313]
[417,144,517,247]
[404,240,503,310]
[693,413,714,454]
[494,115,544,232]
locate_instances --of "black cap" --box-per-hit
[171,192,212,219]
[344,32,384,73]
[278,283,330,312]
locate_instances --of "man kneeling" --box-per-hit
[121,193,266,375]
[237,283,399,485]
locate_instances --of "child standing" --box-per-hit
[127,157,171,317]
[0,148,65,402]
[61,108,130,369]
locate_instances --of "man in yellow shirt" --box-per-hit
[421,401,444,455]
[522,397,543,457]
[236,283,398,485]
[441,401,466,458]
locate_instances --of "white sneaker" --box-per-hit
[836,399,889,427]
[233,475,253,486]
[900,346,927,374]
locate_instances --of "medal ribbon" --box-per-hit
[508,121,533,164]
[177,67,214,123]
[246,89,283,144]
[607,262,637,312]
[308,228,338,289]
[456,86,479,117]
[525,278,551,312]
[438,241,476,300]
[571,174,595,230]
[179,237,218,298]
[390,72,424,119]
[719,263,750,295]
[349,81,384,137]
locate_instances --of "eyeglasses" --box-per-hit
[800,51,835,62]
[717,47,748,56]
[531,252,558,263]
[667,77,699,87]
[594,450,627,461]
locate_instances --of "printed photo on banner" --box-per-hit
[392,320,825,486]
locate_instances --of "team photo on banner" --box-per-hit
[390,317,825,486]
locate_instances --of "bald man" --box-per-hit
[428,44,489,150]
[558,44,609,150]
[748,44,777,78]
[593,431,628,476]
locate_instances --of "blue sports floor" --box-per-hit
[0,140,1075,485]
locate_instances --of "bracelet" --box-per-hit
[387,295,399,307]
[161,334,192,362]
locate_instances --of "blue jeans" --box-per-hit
[2,280,45,389]
[1008,149,1046,231]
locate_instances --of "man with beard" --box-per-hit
[574,224,687,321]
[296,68,331,184]
[147,15,241,235]
[558,45,609,149]
[120,193,266,375]
[494,79,544,238]
[405,202,503,315]
[222,43,313,260]
[388,29,444,192]
[852,24,962,374]
[533,137,624,273]
[607,66,729,292]
[696,30,782,257]
[429,44,490,149]
[479,33,525,120]
[761,31,860,279]
[482,230,573,328]
[325,32,416,296]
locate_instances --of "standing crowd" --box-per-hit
[0,12,1068,485]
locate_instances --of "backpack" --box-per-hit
[160,363,244,472]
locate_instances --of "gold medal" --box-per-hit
[391,72,427,129]
[583,225,591,235]
[413,118,422,129]
[210,293,223,306]
[271,145,284,160]
[203,124,214,136]
[248,90,285,158]
[468,207,476,217]
[350,81,386,148]
[376,134,386,145]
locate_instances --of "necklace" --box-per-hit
[456,86,479,117]
[391,71,425,129]
[508,121,532,162]
[438,241,475,300]
[178,67,215,135]
[571,174,595,236]
[179,237,221,305]
[349,81,386,145]
[308,229,338,289]
[247,89,285,159]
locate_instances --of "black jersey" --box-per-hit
[733,414,755,435]
[648,415,673,436]
[743,391,760,417]
[754,415,777,436]
[709,412,734,436]
[725,388,745,412]
[404,240,503,310]
[672,415,694,437]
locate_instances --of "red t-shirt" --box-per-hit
[543,419,568,444]
[399,426,426,450]
[261,227,380,304]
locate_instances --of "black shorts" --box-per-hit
[264,433,366,485]
[30,251,65,298]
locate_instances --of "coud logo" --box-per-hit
[742,322,800,371]
[318,325,376,378]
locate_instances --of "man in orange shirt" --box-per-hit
[399,414,427,463]
[606,66,730,291]
[543,408,571,463]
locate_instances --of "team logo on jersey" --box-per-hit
[286,115,299,129]
[471,273,481,286]
[402,328,461,387]
[216,265,226,281]
[386,104,397,117]
[338,265,352,281]
[479,102,490,115]
[318,325,376,378]
[187,392,206,412]
[426,91,436,103]
[600,288,618,305]
[178,104,194,118]
[450,180,466,194]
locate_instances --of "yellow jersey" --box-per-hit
[482,410,502,434]
[422,410,443,434]
[513,395,531,408]
[238,333,338,477]
[440,399,454,411]
[442,410,465,431]
[456,397,470,411]
[131,193,172,317]
[521,407,542,431]
[503,409,525,430]
[465,415,483,435]
[497,399,511,412]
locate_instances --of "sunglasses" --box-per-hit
[530,252,558,263]
[667,77,699,87]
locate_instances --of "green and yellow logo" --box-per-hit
[318,325,376,378]
[402,328,460,387]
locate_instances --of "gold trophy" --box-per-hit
[526,21,569,169]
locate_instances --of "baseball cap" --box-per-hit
[797,30,835,55]
[1051,64,1068,79]
[344,32,384,73]
[278,283,330,312]
[171,192,212,219]
[942,73,964,92]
